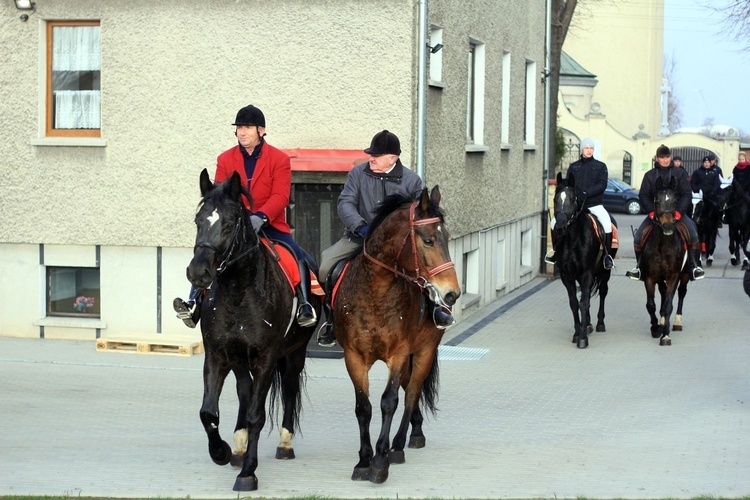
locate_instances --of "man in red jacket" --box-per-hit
[173,105,318,329]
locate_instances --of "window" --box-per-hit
[429,26,443,83]
[524,60,537,145]
[466,40,485,146]
[520,229,532,268]
[47,267,101,317]
[46,21,101,137]
[501,51,511,144]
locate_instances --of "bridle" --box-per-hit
[194,207,259,275]
[363,202,455,298]
[553,186,584,235]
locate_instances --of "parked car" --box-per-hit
[603,178,642,215]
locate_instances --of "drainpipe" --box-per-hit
[416,0,428,181]
[540,0,552,274]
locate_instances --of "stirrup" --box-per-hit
[296,302,318,327]
[692,267,705,280]
[625,268,641,281]
[173,298,197,328]
[316,322,336,347]
[603,255,614,270]
[544,249,556,265]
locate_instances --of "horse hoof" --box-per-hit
[388,449,405,464]
[706,260,712,267]
[595,324,606,332]
[229,453,244,468]
[368,466,389,484]
[731,257,738,266]
[672,325,682,332]
[275,446,295,460]
[660,336,672,346]
[572,334,579,344]
[351,467,370,481]
[408,435,426,448]
[577,337,589,349]
[650,327,661,338]
[586,324,593,334]
[210,441,232,466]
[233,475,258,491]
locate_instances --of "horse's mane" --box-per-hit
[368,191,445,238]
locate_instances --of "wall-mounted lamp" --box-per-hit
[428,43,443,54]
[14,0,36,22]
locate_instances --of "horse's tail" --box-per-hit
[590,272,602,297]
[418,351,440,416]
[267,359,305,433]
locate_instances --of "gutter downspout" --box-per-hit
[416,0,428,181]
[540,0,552,274]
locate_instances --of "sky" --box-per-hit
[663,0,750,135]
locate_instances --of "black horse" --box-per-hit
[723,179,750,269]
[551,172,617,349]
[639,176,690,346]
[692,192,722,267]
[186,169,321,491]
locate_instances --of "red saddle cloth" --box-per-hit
[587,214,619,248]
[261,239,325,297]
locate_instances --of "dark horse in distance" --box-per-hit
[333,187,460,484]
[692,190,722,266]
[723,178,750,269]
[639,176,690,346]
[185,169,321,491]
[551,172,618,349]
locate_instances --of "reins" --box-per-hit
[363,202,455,293]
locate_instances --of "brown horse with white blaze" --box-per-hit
[333,186,460,484]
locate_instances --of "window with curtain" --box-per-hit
[46,21,101,137]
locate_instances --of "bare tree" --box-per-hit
[664,53,684,132]
[709,0,750,51]
[547,0,578,179]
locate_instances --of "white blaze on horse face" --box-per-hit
[560,191,567,205]
[665,194,670,201]
[207,209,220,227]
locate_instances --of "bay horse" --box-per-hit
[551,172,617,349]
[186,169,321,491]
[639,176,690,346]
[692,191,722,266]
[333,186,460,484]
[723,179,750,269]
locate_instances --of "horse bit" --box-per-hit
[195,213,259,275]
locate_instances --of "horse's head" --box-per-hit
[552,171,578,237]
[186,169,254,288]
[653,176,678,235]
[367,186,461,309]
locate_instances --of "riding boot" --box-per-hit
[602,232,614,270]
[295,260,318,327]
[626,249,642,281]
[173,286,202,328]
[689,243,705,280]
[316,295,336,347]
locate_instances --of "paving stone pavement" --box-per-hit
[1,249,748,498]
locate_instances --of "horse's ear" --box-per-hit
[419,187,430,212]
[429,185,441,207]
[655,176,664,190]
[568,172,576,188]
[668,176,677,191]
[226,171,243,201]
[556,172,563,184]
[199,168,212,197]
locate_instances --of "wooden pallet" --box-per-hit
[96,336,204,357]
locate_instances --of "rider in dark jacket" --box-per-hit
[691,156,723,207]
[545,137,615,269]
[626,144,705,281]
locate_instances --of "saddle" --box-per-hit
[261,239,325,296]
[325,258,352,309]
[586,213,619,249]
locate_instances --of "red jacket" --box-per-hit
[215,141,292,234]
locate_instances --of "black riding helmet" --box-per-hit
[232,104,266,127]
